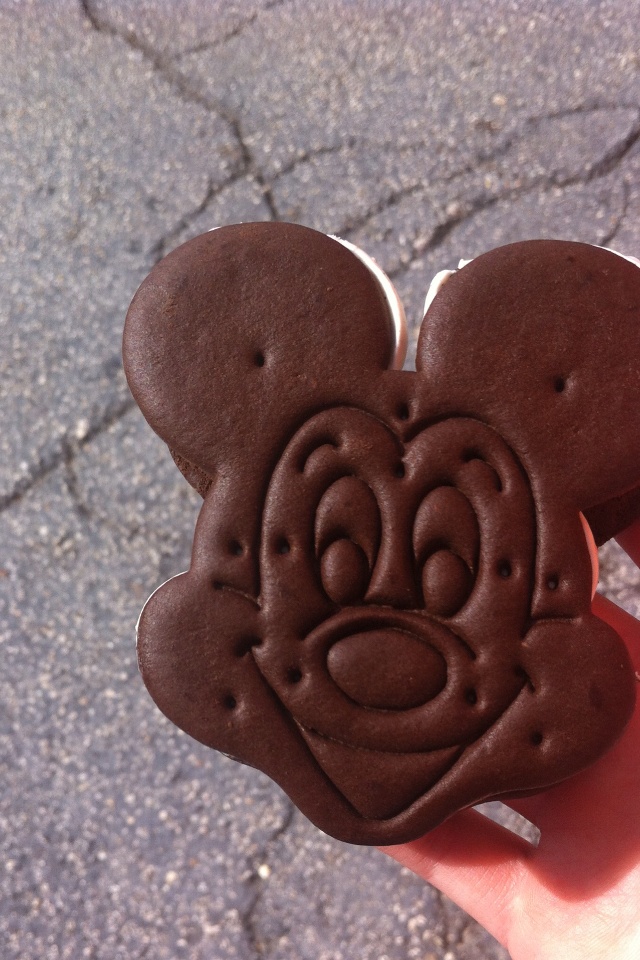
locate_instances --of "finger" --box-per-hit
[616,518,640,568]
[379,807,533,948]
[500,590,640,830]
[593,592,640,670]
[506,592,640,824]
[501,594,640,833]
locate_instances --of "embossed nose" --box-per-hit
[327,627,448,710]
[363,546,422,610]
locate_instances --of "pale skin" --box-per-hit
[380,520,640,960]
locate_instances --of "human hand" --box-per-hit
[380,521,640,960]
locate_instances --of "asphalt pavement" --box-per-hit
[2,2,640,958]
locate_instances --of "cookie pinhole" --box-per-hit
[397,402,410,421]
[254,350,266,368]
[554,376,566,393]
[530,731,543,747]
[394,463,406,479]
[465,687,478,706]
[276,538,291,555]
[229,539,243,557]
[287,667,303,684]
[223,694,237,710]
[498,559,512,578]
[547,574,559,591]
[213,580,225,591]
[462,448,483,463]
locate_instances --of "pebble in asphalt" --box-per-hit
[2,2,640,958]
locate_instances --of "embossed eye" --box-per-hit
[421,549,473,618]
[315,476,380,557]
[413,486,479,616]
[320,538,370,605]
[413,487,479,569]
[315,476,380,605]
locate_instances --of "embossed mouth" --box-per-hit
[305,606,477,662]
[303,606,476,714]
[284,605,508,755]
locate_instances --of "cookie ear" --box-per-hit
[123,222,399,485]
[417,240,640,518]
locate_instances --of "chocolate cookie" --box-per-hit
[123,224,637,845]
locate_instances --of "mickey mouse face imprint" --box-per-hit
[124,223,638,845]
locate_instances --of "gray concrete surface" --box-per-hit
[1,1,640,958]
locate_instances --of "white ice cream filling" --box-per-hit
[330,235,408,370]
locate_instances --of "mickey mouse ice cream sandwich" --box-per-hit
[123,223,638,845]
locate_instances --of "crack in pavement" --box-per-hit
[175,13,261,57]
[149,172,248,262]
[271,136,359,181]
[172,0,292,60]
[581,114,640,180]
[0,397,135,516]
[62,444,92,522]
[80,0,280,221]
[226,112,280,221]
[379,191,501,281]
[339,107,640,255]
[387,111,640,282]
[331,139,528,245]
[276,127,518,188]
[598,179,631,249]
[264,130,516,216]
[65,449,189,556]
[80,0,640,276]
[526,100,640,123]
[338,182,425,238]
[238,800,297,959]
[265,102,639,245]
[62,440,137,542]
[80,0,227,114]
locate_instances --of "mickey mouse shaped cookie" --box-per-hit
[124,223,637,845]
